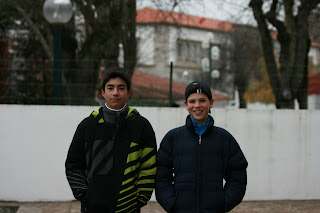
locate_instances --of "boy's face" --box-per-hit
[185,93,214,125]
[101,77,131,110]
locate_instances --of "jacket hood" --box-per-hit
[126,107,140,120]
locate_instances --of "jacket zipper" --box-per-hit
[113,120,120,212]
[197,135,202,212]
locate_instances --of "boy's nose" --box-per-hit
[113,88,119,95]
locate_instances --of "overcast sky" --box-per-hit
[137,0,255,24]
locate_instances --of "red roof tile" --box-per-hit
[309,72,320,95]
[311,42,320,48]
[131,70,231,101]
[136,8,234,32]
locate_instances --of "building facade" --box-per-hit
[135,7,320,109]
[136,8,235,97]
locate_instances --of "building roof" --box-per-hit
[136,7,234,32]
[311,42,320,48]
[131,70,231,101]
[309,72,320,95]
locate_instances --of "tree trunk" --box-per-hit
[238,86,247,108]
[249,0,319,109]
[249,0,283,108]
[123,0,137,78]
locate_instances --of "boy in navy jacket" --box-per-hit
[156,81,248,213]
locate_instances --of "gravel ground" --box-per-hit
[0,200,320,213]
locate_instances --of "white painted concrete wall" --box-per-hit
[0,105,320,202]
[309,94,320,109]
[309,46,320,66]
[136,26,155,66]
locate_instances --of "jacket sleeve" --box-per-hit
[65,119,88,202]
[155,132,176,212]
[224,135,248,212]
[136,120,157,207]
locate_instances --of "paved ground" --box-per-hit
[1,200,320,213]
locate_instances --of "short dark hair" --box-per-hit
[101,67,131,91]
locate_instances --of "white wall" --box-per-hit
[309,94,320,109]
[309,46,319,66]
[0,105,320,202]
[136,26,155,66]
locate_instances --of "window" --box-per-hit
[176,39,202,62]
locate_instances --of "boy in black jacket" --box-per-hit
[66,67,157,213]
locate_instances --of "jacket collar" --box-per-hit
[186,114,214,135]
[90,106,138,125]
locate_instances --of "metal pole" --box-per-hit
[208,43,212,88]
[169,61,173,106]
[53,24,62,104]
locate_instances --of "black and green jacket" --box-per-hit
[66,107,157,213]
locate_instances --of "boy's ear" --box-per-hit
[210,98,214,107]
[184,100,189,109]
[127,89,132,97]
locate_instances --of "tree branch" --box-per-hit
[283,0,294,34]
[73,0,96,32]
[14,4,53,59]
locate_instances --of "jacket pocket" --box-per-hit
[87,176,115,212]
[205,183,225,211]
[173,183,196,212]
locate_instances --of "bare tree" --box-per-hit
[249,0,320,109]
[0,0,137,105]
[232,24,263,108]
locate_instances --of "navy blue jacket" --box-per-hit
[155,115,247,213]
